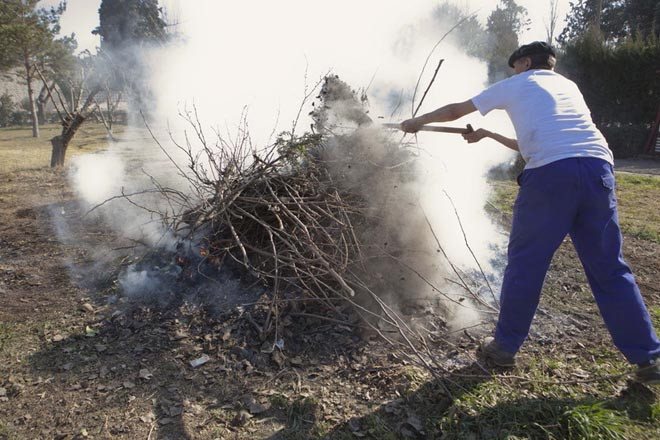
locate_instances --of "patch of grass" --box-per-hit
[285,396,318,432]
[488,180,518,217]
[560,402,627,440]
[400,365,427,394]
[487,173,660,243]
[651,401,660,422]
[616,173,660,190]
[360,414,397,439]
[0,323,17,352]
[0,421,13,440]
[269,395,323,440]
[615,173,660,243]
[0,123,125,174]
[650,307,660,328]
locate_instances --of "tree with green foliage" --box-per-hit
[559,0,660,43]
[92,0,167,117]
[0,92,15,127]
[485,0,530,84]
[557,31,660,156]
[556,1,660,156]
[431,2,488,60]
[0,0,76,138]
[93,0,167,50]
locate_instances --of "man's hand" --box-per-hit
[400,117,425,133]
[462,128,490,143]
[463,128,520,151]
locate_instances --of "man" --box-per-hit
[401,41,660,384]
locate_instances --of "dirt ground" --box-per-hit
[1,148,660,439]
[615,156,660,176]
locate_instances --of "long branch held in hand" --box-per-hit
[382,122,474,134]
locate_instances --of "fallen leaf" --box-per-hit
[189,354,210,368]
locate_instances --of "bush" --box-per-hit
[557,32,660,127]
[10,111,29,126]
[600,124,650,158]
[0,93,15,127]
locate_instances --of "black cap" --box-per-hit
[508,41,556,68]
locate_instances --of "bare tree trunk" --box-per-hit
[49,87,101,167]
[37,82,51,125]
[24,59,39,138]
[546,0,560,43]
[50,135,65,167]
[50,114,83,167]
[593,0,603,31]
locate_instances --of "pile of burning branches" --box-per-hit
[139,76,498,377]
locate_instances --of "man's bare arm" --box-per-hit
[463,128,519,151]
[401,100,477,132]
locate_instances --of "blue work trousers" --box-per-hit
[495,157,660,364]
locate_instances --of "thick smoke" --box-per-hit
[66,1,518,327]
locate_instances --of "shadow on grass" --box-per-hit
[26,308,659,440]
[310,374,658,440]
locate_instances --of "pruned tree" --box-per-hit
[0,0,76,137]
[38,54,102,167]
[83,50,125,140]
[545,0,561,43]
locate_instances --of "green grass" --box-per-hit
[0,421,13,440]
[269,395,326,440]
[488,172,660,243]
[0,123,125,174]
[651,307,660,328]
[651,401,660,422]
[0,323,17,353]
[616,173,660,242]
[489,180,518,217]
[561,402,628,440]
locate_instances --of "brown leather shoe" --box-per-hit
[480,337,516,367]
[636,358,660,385]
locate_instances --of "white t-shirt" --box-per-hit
[471,70,613,170]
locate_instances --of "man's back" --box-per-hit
[472,70,613,169]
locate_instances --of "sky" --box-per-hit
[43,0,571,54]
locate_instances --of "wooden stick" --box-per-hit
[382,122,474,134]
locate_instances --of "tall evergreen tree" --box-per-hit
[93,0,167,50]
[558,0,660,43]
[92,0,167,117]
[431,2,488,60]
[485,0,530,84]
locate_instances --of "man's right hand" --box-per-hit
[400,117,424,133]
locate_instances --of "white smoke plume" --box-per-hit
[67,1,518,324]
